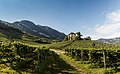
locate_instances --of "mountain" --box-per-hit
[12,20,66,40]
[0,21,23,40]
[0,21,51,43]
[97,37,120,44]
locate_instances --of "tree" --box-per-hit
[64,36,68,41]
[76,32,82,40]
[84,36,91,40]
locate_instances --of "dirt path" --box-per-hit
[50,49,84,74]
[50,49,66,55]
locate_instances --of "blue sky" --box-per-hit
[0,0,120,39]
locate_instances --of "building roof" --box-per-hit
[69,32,76,35]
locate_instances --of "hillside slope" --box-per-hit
[97,37,120,44]
[0,22,23,40]
[12,20,66,40]
[0,21,41,42]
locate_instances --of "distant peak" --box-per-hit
[19,20,36,26]
[20,20,34,23]
[20,20,31,22]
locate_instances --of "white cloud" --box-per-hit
[108,32,120,38]
[95,23,120,34]
[93,10,120,39]
[106,10,120,22]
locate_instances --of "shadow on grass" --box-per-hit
[107,68,120,74]
[7,51,77,74]
[38,51,77,74]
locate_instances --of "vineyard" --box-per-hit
[0,40,79,74]
[49,40,120,74]
[1,40,120,74]
[0,41,51,73]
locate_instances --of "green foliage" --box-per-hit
[1,38,120,73]
[0,22,23,39]
[64,36,68,41]
[64,48,120,73]
[49,40,120,73]
[76,32,82,40]
[48,40,74,49]
[33,38,51,44]
[84,36,91,40]
[0,41,51,73]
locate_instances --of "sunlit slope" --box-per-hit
[0,22,23,41]
[49,40,120,50]
[0,22,39,42]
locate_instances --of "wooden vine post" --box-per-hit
[103,50,106,70]
[70,49,72,56]
[38,48,40,64]
[88,50,92,65]
[81,50,83,61]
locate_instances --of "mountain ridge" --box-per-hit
[97,37,120,44]
[0,20,66,40]
[0,21,23,40]
[12,20,66,40]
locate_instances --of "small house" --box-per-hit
[68,32,77,40]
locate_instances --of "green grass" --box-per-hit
[0,65,31,74]
[49,40,120,51]
[0,41,80,74]
[37,51,79,74]
[60,53,113,74]
[48,40,74,49]
[0,33,8,41]
[1,39,120,74]
[12,39,49,48]
[0,37,7,41]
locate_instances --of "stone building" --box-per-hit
[67,32,83,40]
[68,32,77,40]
